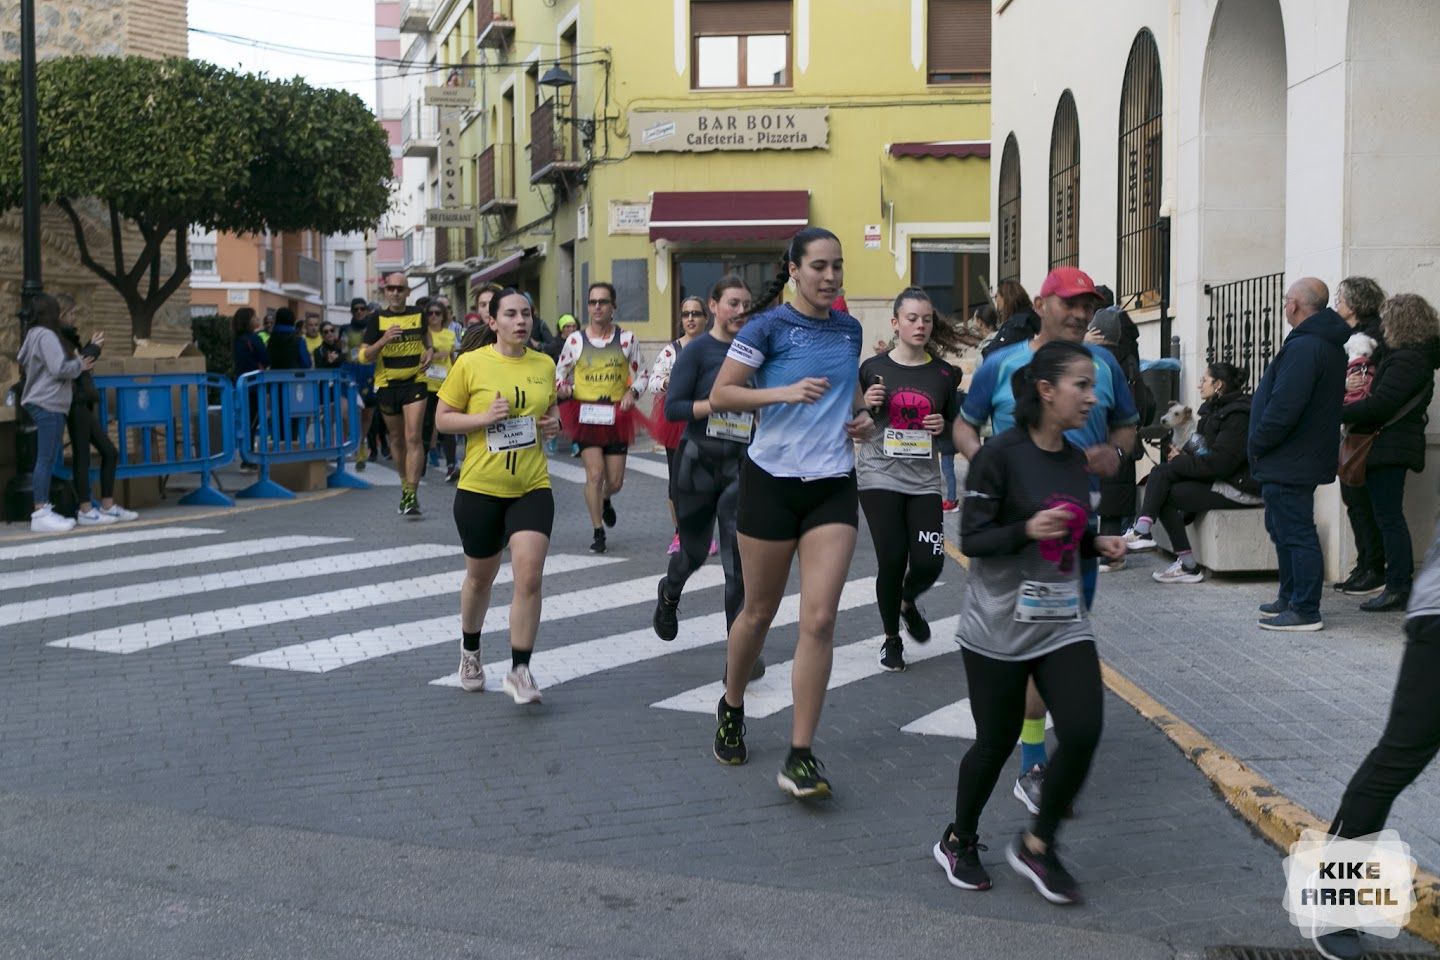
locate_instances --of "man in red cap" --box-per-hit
[951,265,1139,817]
[361,272,431,516]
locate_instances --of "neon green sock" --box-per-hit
[1020,717,1048,771]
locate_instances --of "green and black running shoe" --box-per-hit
[777,753,832,799]
[713,696,747,765]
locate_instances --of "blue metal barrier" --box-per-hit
[53,372,236,507]
[235,369,370,499]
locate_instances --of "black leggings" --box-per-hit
[954,641,1104,845]
[1330,614,1440,839]
[664,439,744,630]
[859,489,945,636]
[66,402,117,506]
[422,392,457,467]
[1139,462,1253,553]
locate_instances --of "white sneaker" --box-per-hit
[1099,557,1127,573]
[100,503,139,522]
[458,649,485,692]
[1122,528,1157,551]
[75,506,119,526]
[503,664,543,704]
[30,504,75,534]
[1152,560,1204,584]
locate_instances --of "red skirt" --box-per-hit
[643,391,688,449]
[558,399,637,448]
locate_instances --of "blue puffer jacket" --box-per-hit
[1248,308,1349,486]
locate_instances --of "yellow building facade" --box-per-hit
[414,0,991,347]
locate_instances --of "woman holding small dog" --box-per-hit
[1122,361,1261,583]
[1338,293,1440,612]
[1334,275,1389,596]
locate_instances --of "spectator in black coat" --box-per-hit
[1340,293,1440,612]
[266,307,312,371]
[312,322,346,369]
[1122,362,1260,583]
[1333,276,1389,595]
[982,279,1040,358]
[231,307,268,377]
[1248,277,1349,631]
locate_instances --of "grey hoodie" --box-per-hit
[18,326,84,414]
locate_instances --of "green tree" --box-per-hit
[0,56,392,339]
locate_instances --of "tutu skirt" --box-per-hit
[558,399,637,447]
[644,392,688,449]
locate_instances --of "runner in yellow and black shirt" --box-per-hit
[362,272,431,516]
[437,288,560,706]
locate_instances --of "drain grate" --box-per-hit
[1207,947,1438,960]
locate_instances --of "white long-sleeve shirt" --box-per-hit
[554,325,648,396]
[646,339,684,394]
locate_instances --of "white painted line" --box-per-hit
[653,615,962,718]
[236,563,698,674]
[900,698,1053,740]
[438,575,876,692]
[623,457,671,481]
[51,552,609,655]
[0,526,221,563]
[543,455,668,483]
[544,458,588,484]
[4,535,349,592]
[354,462,402,486]
[3,543,461,627]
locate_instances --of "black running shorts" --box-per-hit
[376,380,428,416]
[736,457,858,541]
[452,488,555,559]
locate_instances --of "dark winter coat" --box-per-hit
[233,332,269,377]
[1169,391,1259,494]
[265,323,312,371]
[1248,308,1349,486]
[1342,337,1440,473]
[982,308,1040,358]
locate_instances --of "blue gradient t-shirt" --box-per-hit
[961,339,1138,449]
[726,303,863,478]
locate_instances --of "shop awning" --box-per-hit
[648,191,809,243]
[468,248,539,288]
[887,141,990,160]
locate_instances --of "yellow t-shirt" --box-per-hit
[424,327,456,392]
[438,345,558,498]
[304,333,323,358]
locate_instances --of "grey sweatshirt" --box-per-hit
[1407,519,1440,620]
[18,327,84,413]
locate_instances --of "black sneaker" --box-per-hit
[602,498,617,528]
[589,531,607,554]
[933,828,991,891]
[777,752,831,799]
[1006,835,1081,905]
[1333,568,1362,592]
[1360,589,1408,612]
[653,579,680,641]
[900,601,932,643]
[713,697,747,765]
[1341,569,1386,596]
[403,495,422,518]
[1312,928,1363,960]
[879,636,906,672]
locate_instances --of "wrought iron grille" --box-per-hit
[1048,91,1080,270]
[1205,272,1285,389]
[998,134,1022,283]
[1116,29,1163,307]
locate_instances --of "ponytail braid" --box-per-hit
[747,270,790,318]
[743,225,842,319]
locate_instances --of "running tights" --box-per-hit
[953,641,1104,845]
[664,451,743,630]
[859,489,945,637]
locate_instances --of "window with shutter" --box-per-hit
[927,0,990,84]
[997,134,1022,283]
[1048,91,1080,270]
[691,0,792,89]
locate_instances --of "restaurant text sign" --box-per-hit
[629,108,828,153]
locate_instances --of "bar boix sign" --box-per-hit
[629,107,828,153]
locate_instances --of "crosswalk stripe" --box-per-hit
[234,564,712,674]
[544,458,589,484]
[3,543,462,627]
[652,615,962,718]
[50,552,608,655]
[622,457,671,481]
[544,456,669,484]
[434,576,877,691]
[900,699,1053,740]
[4,535,350,592]
[0,526,221,563]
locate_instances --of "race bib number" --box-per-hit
[1014,580,1084,623]
[706,411,754,443]
[426,364,448,380]
[486,416,537,453]
[882,428,932,459]
[579,402,616,426]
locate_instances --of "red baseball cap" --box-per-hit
[1038,266,1102,302]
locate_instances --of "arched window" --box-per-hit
[997,133,1022,283]
[1048,91,1080,270]
[1116,28,1163,306]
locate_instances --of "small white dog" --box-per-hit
[1161,401,1197,452]
[1345,332,1378,404]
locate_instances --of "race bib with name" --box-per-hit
[486,416,537,453]
[426,364,448,381]
[882,428,932,459]
[706,410,754,443]
[579,402,616,425]
[1014,580,1084,623]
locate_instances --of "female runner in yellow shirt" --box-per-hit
[436,289,561,705]
[421,302,460,482]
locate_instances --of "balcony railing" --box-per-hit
[399,0,434,33]
[402,228,434,271]
[400,101,439,158]
[477,144,517,213]
[280,253,321,292]
[1205,272,1286,390]
[477,0,515,49]
[530,101,585,184]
